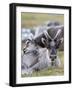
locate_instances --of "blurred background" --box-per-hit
[21,13,64,28]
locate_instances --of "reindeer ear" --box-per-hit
[41,38,46,45]
[25,40,30,45]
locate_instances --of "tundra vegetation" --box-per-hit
[21,13,64,77]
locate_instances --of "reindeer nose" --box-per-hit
[51,48,57,55]
[50,48,57,59]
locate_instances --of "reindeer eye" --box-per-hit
[54,39,57,42]
[25,40,30,45]
[49,39,52,42]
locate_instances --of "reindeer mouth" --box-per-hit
[50,55,57,59]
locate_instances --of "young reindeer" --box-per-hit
[21,39,51,75]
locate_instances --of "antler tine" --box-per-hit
[54,25,64,39]
[54,29,61,39]
[43,30,52,40]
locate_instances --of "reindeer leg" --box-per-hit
[21,61,40,75]
[21,60,48,75]
[55,56,61,67]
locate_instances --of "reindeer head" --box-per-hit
[41,25,64,60]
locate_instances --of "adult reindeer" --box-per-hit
[34,25,64,66]
[41,25,64,66]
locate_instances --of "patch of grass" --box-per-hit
[21,51,64,77]
[21,13,64,28]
